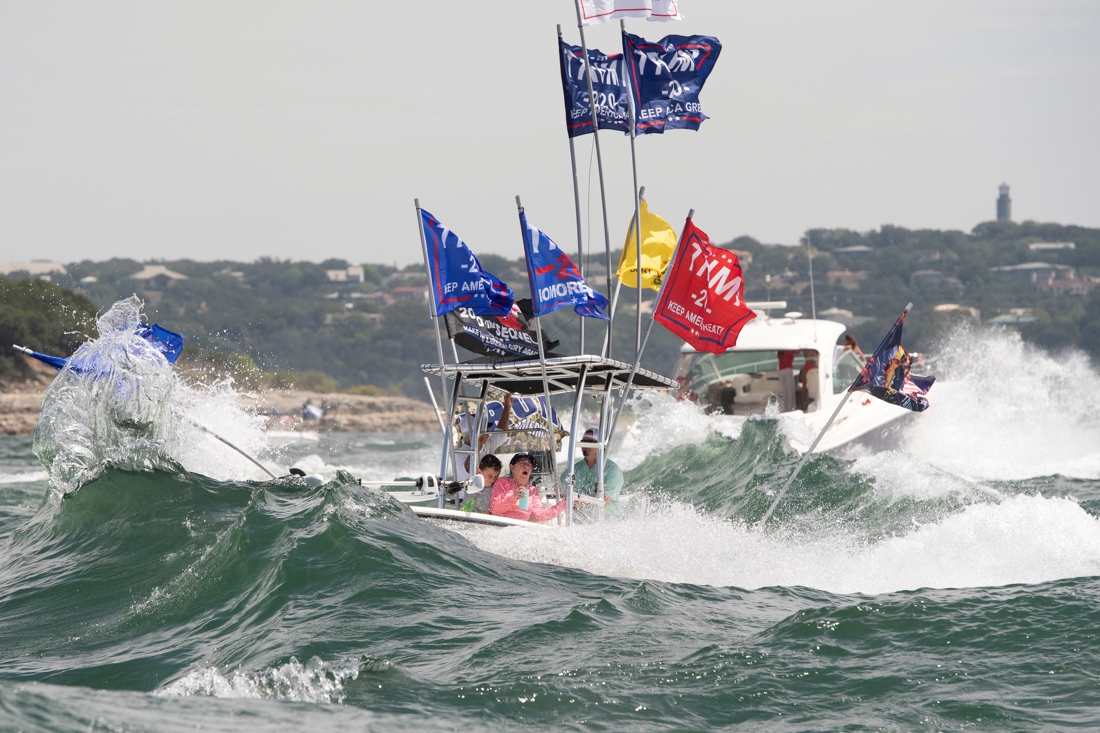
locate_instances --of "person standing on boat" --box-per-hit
[777,350,798,413]
[562,429,624,513]
[798,350,820,412]
[843,334,866,365]
[490,453,567,523]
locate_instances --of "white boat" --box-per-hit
[672,303,913,454]
[364,355,678,528]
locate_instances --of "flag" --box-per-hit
[559,39,630,137]
[617,199,677,290]
[578,0,682,26]
[849,308,936,412]
[421,208,514,317]
[521,210,610,321]
[622,32,721,134]
[18,323,184,371]
[139,324,184,364]
[653,218,755,353]
[444,301,559,361]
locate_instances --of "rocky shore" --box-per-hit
[0,368,439,436]
[253,390,440,433]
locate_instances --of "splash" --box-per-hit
[458,493,1100,595]
[156,657,368,703]
[32,297,277,497]
[903,325,1100,481]
[613,392,744,471]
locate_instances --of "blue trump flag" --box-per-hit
[558,38,631,138]
[622,32,722,135]
[16,324,184,372]
[421,209,514,317]
[520,211,609,321]
[850,306,936,412]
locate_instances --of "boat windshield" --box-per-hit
[682,351,807,396]
[833,350,864,393]
[675,349,830,415]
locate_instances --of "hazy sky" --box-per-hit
[1,1,1098,267]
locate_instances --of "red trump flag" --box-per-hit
[653,219,755,353]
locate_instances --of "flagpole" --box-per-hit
[758,303,915,528]
[601,186,644,358]
[572,0,615,358]
[621,19,644,362]
[414,198,451,418]
[516,195,564,522]
[606,208,693,446]
[559,24,587,355]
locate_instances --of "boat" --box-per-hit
[365,355,677,528]
[672,302,915,454]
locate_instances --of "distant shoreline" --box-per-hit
[0,381,438,437]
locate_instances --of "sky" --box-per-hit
[1,1,1098,267]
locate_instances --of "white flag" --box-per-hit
[577,0,682,26]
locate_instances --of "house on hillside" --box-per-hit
[391,286,429,303]
[0,261,67,282]
[826,270,867,290]
[326,266,365,283]
[910,269,963,292]
[833,245,874,256]
[1035,278,1096,297]
[130,265,188,289]
[990,262,1074,287]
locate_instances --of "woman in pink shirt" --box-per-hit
[490,453,567,523]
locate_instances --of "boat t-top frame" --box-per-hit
[421,355,677,525]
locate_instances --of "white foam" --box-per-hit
[171,379,278,482]
[156,657,364,703]
[613,392,743,471]
[0,470,49,485]
[458,493,1100,595]
[847,450,998,503]
[902,326,1100,481]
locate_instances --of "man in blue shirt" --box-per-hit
[562,429,624,513]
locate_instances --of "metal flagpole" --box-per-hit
[606,209,693,446]
[572,0,615,358]
[414,199,451,418]
[601,186,643,358]
[758,303,915,528]
[559,24,587,355]
[621,19,643,362]
[563,363,589,526]
[757,391,851,528]
[516,196,561,521]
[422,377,446,433]
[807,236,818,341]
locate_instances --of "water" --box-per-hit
[2,324,1100,731]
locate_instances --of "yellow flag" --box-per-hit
[617,199,677,290]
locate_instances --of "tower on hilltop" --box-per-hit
[996,183,1012,222]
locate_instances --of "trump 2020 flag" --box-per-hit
[521,211,609,321]
[578,0,682,26]
[421,208,514,317]
[849,306,936,412]
[559,39,630,138]
[653,218,754,353]
[622,32,721,134]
